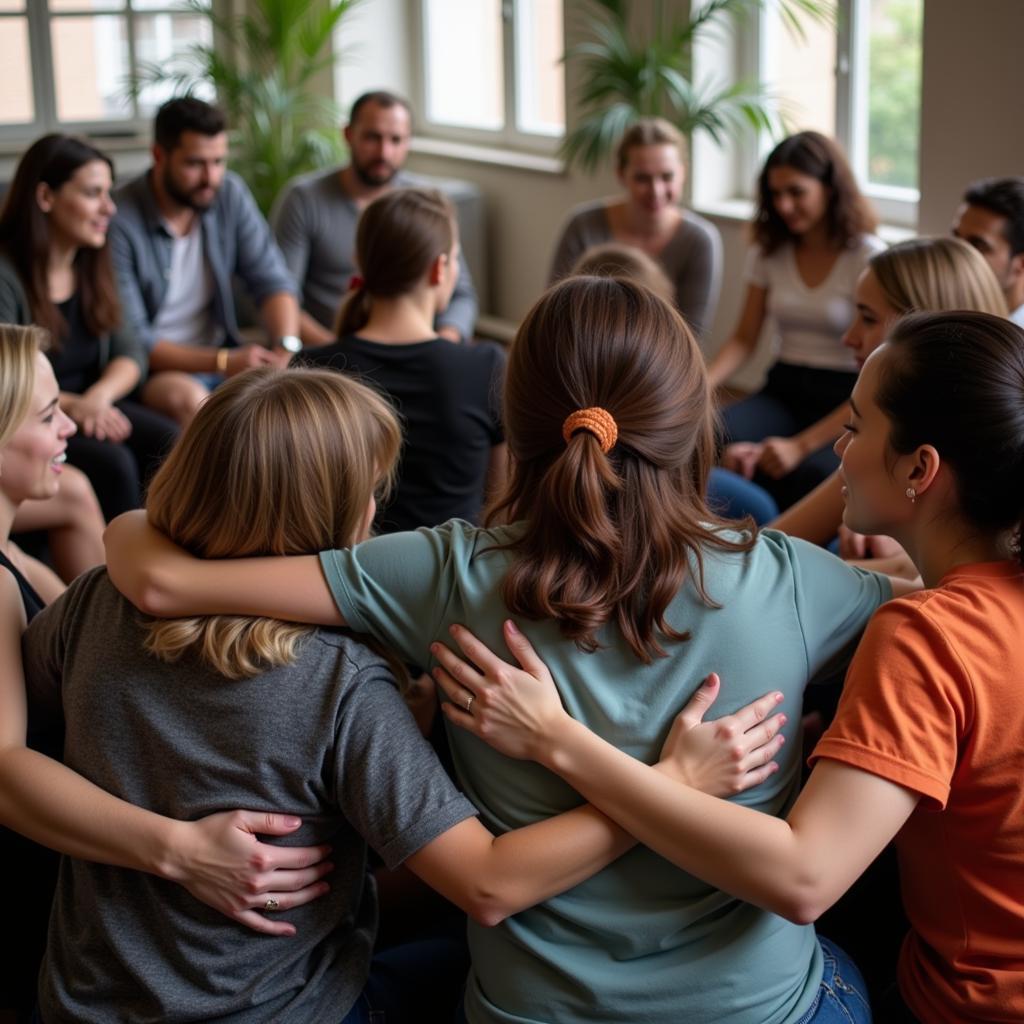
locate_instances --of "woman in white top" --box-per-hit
[710,132,882,510]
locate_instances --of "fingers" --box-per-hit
[502,620,546,675]
[446,623,508,677]
[737,715,787,772]
[431,639,485,691]
[262,860,334,894]
[234,908,298,937]
[676,673,720,728]
[431,663,475,712]
[725,690,785,733]
[235,810,303,838]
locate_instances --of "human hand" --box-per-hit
[65,393,132,442]
[837,524,869,560]
[404,672,438,738]
[164,810,333,937]
[655,675,786,796]
[436,325,462,344]
[431,620,569,761]
[225,344,282,377]
[721,442,763,479]
[757,436,805,479]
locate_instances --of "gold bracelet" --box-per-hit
[215,347,229,374]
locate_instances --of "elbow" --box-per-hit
[772,872,836,926]
[463,892,512,928]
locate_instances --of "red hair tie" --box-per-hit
[561,407,618,453]
[348,274,365,291]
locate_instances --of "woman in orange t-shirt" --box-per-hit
[432,310,1024,1023]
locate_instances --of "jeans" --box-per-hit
[797,936,873,1023]
[708,467,779,525]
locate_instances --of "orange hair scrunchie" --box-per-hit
[561,407,618,453]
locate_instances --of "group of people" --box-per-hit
[0,81,1022,1024]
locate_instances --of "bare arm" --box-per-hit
[104,510,343,624]
[706,284,768,390]
[0,572,332,936]
[299,310,335,347]
[258,290,300,342]
[769,472,846,545]
[757,404,849,481]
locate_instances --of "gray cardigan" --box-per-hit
[0,250,147,377]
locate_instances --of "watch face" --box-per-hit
[280,335,302,354]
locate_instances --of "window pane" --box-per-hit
[762,11,836,138]
[0,1,27,11]
[424,0,503,131]
[132,0,211,9]
[866,0,922,190]
[50,0,126,10]
[51,15,132,121]
[0,17,34,122]
[514,0,563,137]
[134,12,214,114]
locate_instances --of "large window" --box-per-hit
[0,0,212,138]
[416,0,565,151]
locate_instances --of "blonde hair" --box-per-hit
[870,236,1008,317]
[616,118,686,172]
[570,243,675,304]
[144,367,402,679]
[0,324,46,449]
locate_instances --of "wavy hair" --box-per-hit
[488,276,755,662]
[144,367,401,679]
[0,134,120,342]
[0,324,45,450]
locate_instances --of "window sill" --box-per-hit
[410,136,565,176]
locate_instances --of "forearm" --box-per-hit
[86,357,141,404]
[299,310,334,347]
[707,335,755,389]
[791,404,848,457]
[770,473,844,545]
[259,291,300,341]
[148,340,222,375]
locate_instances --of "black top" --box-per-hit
[299,336,505,534]
[51,293,102,394]
[0,547,44,622]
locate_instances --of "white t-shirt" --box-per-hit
[745,235,886,372]
[154,221,221,347]
[1010,302,1024,327]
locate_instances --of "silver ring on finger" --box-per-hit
[464,693,475,714]
[264,897,280,912]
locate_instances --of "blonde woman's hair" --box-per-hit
[0,324,45,449]
[870,236,1009,317]
[144,367,402,679]
[570,243,675,304]
[616,117,686,172]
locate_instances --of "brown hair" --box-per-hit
[616,118,686,172]
[488,276,755,662]
[335,188,456,337]
[754,131,877,254]
[145,367,401,678]
[877,312,1024,563]
[0,134,121,342]
[869,237,1007,317]
[0,324,45,450]
[570,243,675,304]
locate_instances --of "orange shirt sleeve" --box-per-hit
[809,596,974,810]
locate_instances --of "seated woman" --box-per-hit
[709,132,883,510]
[21,364,776,1022]
[773,236,1007,562]
[434,310,1024,1024]
[105,277,917,1023]
[300,187,505,534]
[0,134,179,521]
[549,118,722,338]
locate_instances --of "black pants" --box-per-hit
[721,361,858,510]
[66,399,178,521]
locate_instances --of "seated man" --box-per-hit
[109,97,301,425]
[271,90,478,345]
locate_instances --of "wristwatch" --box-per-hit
[277,334,302,356]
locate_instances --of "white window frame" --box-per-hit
[0,0,213,144]
[411,0,565,156]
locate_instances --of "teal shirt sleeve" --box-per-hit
[318,523,462,665]
[762,529,892,680]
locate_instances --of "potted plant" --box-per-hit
[563,0,835,172]
[131,0,359,214]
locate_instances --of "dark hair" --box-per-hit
[754,131,877,254]
[154,96,227,152]
[488,276,755,662]
[348,90,413,128]
[877,311,1024,562]
[335,188,455,336]
[963,177,1024,257]
[0,134,120,341]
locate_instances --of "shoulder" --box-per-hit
[280,166,342,205]
[848,234,887,259]
[0,252,27,303]
[216,171,259,212]
[678,209,721,247]
[562,198,610,230]
[110,173,150,223]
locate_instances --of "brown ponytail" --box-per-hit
[334,187,455,337]
[488,276,755,662]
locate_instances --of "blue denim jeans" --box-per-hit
[796,936,873,1023]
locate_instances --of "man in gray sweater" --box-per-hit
[271,91,478,345]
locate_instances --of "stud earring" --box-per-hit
[905,487,916,503]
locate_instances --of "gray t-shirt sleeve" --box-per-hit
[548,207,597,286]
[334,658,477,869]
[671,217,723,339]
[437,247,477,340]
[762,529,892,681]
[108,218,158,351]
[269,182,313,305]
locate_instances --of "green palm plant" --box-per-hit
[130,0,359,214]
[563,0,835,172]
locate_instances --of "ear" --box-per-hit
[151,143,164,168]
[1008,250,1024,286]
[906,444,942,497]
[35,182,53,214]
[343,124,354,148]
[428,252,447,287]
